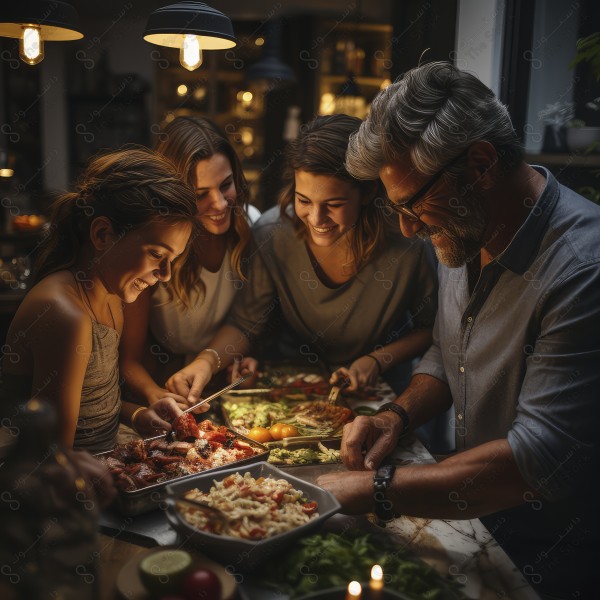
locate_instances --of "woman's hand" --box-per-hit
[330,354,381,391]
[227,356,259,388]
[165,357,213,409]
[67,449,118,509]
[132,397,183,436]
[341,411,404,470]
[147,388,190,412]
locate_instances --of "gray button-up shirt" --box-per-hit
[414,167,599,595]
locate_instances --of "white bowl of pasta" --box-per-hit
[164,461,341,571]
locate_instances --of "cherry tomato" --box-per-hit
[268,423,287,440]
[302,501,318,515]
[280,424,299,439]
[180,568,222,600]
[247,427,273,443]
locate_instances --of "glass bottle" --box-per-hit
[0,399,100,600]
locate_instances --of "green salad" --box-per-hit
[268,443,341,465]
[256,530,466,599]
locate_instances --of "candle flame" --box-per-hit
[348,580,362,596]
[371,564,383,581]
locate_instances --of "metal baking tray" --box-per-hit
[254,360,330,392]
[95,429,270,516]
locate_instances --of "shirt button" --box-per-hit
[459,366,465,373]
[457,413,464,420]
[467,316,473,322]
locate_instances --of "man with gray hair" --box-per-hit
[318,62,598,598]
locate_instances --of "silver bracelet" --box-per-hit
[200,348,221,373]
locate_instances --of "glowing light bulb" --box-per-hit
[370,564,384,592]
[20,26,44,65]
[346,581,362,600]
[180,34,202,71]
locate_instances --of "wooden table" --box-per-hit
[97,433,539,600]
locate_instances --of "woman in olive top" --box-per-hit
[164,114,437,404]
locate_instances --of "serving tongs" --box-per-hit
[327,377,350,405]
[144,373,253,443]
[170,495,227,534]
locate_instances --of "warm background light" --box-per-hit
[346,580,362,599]
[370,564,384,590]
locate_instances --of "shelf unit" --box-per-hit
[526,153,600,203]
[526,153,600,168]
[316,21,393,119]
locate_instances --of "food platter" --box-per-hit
[220,389,354,440]
[96,420,269,516]
[254,360,330,393]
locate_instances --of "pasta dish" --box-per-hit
[179,472,319,540]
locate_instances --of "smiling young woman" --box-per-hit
[0,147,198,451]
[163,115,438,405]
[119,117,260,411]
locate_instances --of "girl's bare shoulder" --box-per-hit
[13,271,91,334]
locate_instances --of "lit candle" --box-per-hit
[346,580,362,600]
[370,564,384,591]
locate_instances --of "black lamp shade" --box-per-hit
[246,18,295,84]
[246,56,296,82]
[143,1,236,50]
[0,0,82,41]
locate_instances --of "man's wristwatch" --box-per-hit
[375,402,410,434]
[373,463,397,526]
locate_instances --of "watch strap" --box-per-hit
[373,463,397,525]
[376,402,410,433]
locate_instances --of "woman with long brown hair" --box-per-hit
[165,114,437,404]
[119,117,258,410]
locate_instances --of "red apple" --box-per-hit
[180,568,222,600]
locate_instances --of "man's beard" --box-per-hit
[417,191,488,268]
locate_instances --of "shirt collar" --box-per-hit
[495,166,559,274]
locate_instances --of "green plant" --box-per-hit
[569,32,600,81]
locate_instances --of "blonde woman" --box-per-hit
[119,117,258,410]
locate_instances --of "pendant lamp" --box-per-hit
[0,149,14,178]
[143,2,236,72]
[0,1,83,65]
[246,18,295,85]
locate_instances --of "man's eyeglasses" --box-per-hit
[385,150,468,221]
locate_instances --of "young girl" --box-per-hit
[0,148,197,451]
[119,117,258,410]
[164,115,438,403]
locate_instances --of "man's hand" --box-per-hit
[341,411,404,470]
[316,470,373,514]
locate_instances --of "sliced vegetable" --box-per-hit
[139,549,193,596]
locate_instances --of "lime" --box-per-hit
[139,549,193,596]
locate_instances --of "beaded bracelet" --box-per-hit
[200,348,222,373]
[365,353,383,376]
[130,406,147,433]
